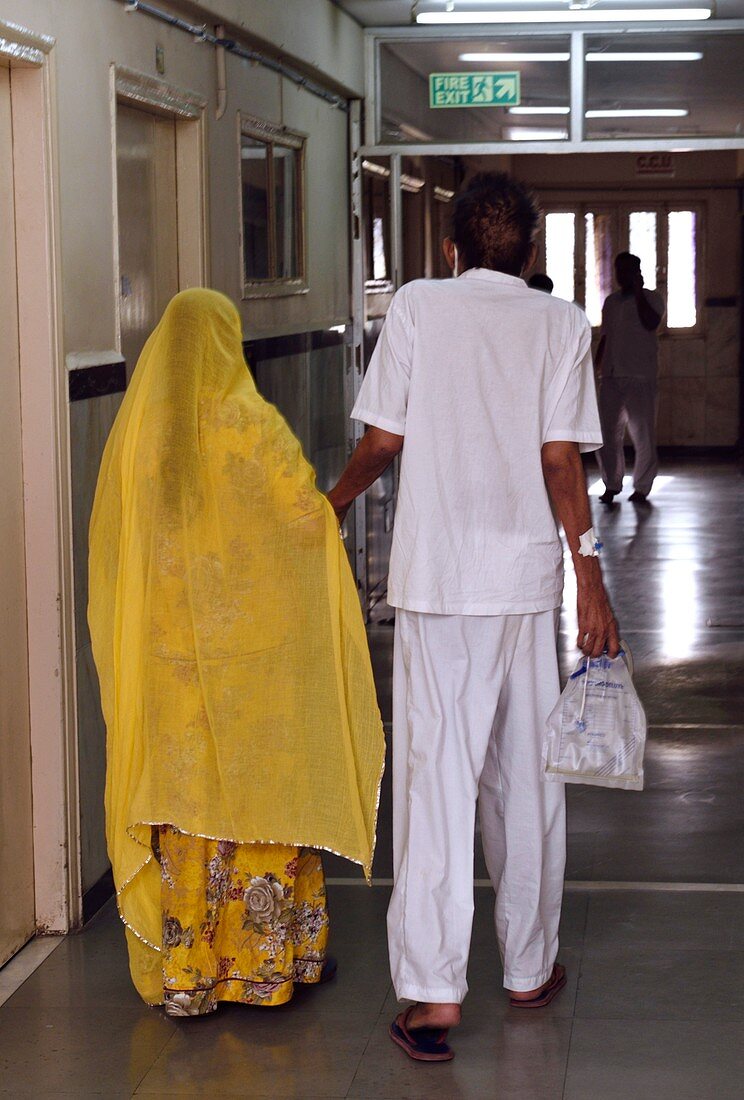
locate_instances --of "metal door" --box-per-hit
[0,63,36,967]
[116,103,179,377]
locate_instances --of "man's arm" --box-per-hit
[327,427,404,524]
[634,274,663,331]
[541,440,620,658]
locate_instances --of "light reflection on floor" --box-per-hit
[587,474,675,496]
[660,559,698,660]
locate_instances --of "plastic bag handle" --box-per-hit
[576,640,634,728]
[619,639,634,678]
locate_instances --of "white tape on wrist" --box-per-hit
[578,528,603,557]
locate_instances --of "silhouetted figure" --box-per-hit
[595,252,664,504]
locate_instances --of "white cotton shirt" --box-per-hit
[601,289,665,381]
[351,269,603,616]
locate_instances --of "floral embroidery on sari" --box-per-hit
[158,826,329,1015]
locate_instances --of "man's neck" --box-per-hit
[462,265,523,278]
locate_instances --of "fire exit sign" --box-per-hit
[429,71,521,109]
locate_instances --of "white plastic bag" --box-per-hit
[542,645,646,790]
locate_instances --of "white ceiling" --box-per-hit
[335,0,744,25]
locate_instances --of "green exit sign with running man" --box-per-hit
[429,71,521,109]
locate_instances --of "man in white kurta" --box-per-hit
[329,172,618,1059]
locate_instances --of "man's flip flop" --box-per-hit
[389,1006,455,1062]
[509,964,567,1009]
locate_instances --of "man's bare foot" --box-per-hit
[406,1001,461,1030]
[507,964,567,1009]
[509,981,549,1002]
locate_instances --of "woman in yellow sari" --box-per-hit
[89,289,384,1016]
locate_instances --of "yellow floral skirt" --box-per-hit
[130,826,329,1016]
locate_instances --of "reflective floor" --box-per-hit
[1,457,743,1097]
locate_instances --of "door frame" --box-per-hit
[0,19,79,935]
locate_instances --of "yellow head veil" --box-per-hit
[89,288,384,962]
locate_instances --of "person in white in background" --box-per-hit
[327,172,619,1063]
[528,272,554,294]
[596,252,665,504]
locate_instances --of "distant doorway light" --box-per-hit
[545,211,576,301]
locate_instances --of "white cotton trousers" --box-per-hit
[387,608,566,1004]
[597,376,659,496]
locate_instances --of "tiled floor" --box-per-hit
[1,457,743,1098]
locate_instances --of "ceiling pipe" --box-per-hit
[215,23,227,120]
[121,0,348,111]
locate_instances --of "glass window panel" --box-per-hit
[628,211,657,290]
[585,211,614,327]
[585,32,744,139]
[241,136,270,281]
[273,144,299,279]
[379,37,571,144]
[545,212,575,303]
[667,211,697,329]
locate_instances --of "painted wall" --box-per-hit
[0,0,361,897]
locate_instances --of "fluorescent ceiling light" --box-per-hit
[459,52,570,61]
[508,105,570,114]
[586,51,704,61]
[586,108,690,117]
[401,173,426,193]
[505,126,569,140]
[362,159,390,178]
[418,10,712,24]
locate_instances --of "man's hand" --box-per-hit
[326,427,404,528]
[632,273,663,331]
[541,441,620,659]
[327,489,351,526]
[577,569,620,658]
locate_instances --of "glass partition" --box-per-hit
[585,32,744,140]
[379,37,571,144]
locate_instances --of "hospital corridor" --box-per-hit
[1,2,743,1098]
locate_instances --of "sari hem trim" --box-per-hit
[116,818,380,951]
